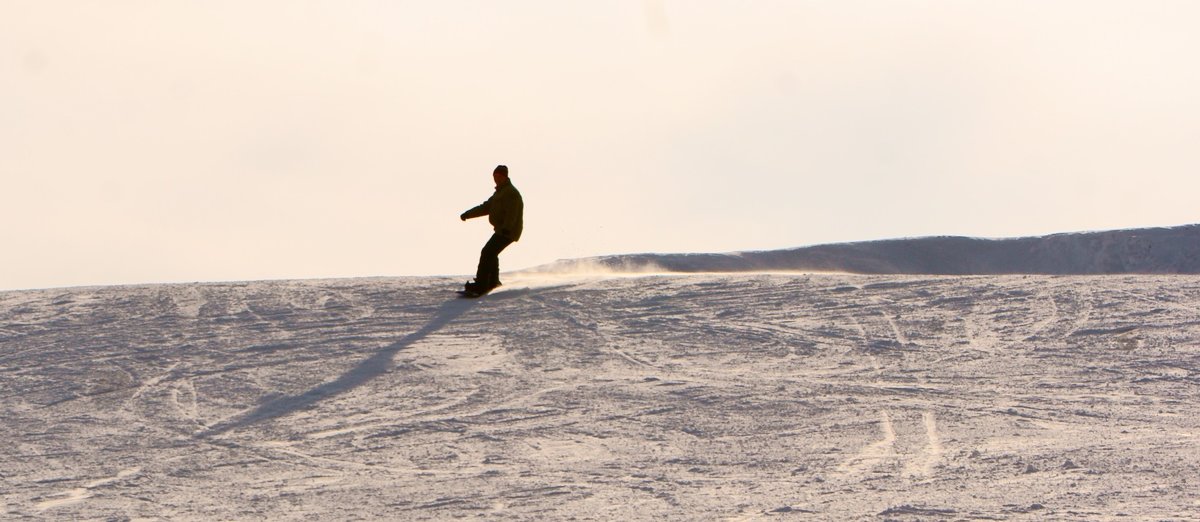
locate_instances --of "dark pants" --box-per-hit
[475,233,514,288]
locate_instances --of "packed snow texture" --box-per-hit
[2,273,1199,520]
[531,224,1200,275]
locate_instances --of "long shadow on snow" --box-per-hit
[195,283,574,438]
[197,296,478,438]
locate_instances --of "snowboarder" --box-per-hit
[459,165,523,296]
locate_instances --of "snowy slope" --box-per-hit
[2,273,1199,520]
[532,224,1200,275]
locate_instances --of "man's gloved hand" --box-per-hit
[460,212,469,221]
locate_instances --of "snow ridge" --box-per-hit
[531,223,1200,275]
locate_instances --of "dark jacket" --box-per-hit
[463,179,523,241]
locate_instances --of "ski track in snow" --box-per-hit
[2,274,1200,519]
[837,410,898,476]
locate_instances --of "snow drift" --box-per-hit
[530,224,1200,275]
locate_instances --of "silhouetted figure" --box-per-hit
[460,165,523,295]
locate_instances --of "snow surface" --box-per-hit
[3,272,1200,520]
[531,224,1200,275]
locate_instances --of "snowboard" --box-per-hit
[457,289,488,299]
[457,281,500,299]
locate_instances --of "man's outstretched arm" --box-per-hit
[460,199,491,221]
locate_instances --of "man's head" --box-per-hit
[493,165,509,186]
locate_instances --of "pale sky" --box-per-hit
[4,1,1199,290]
